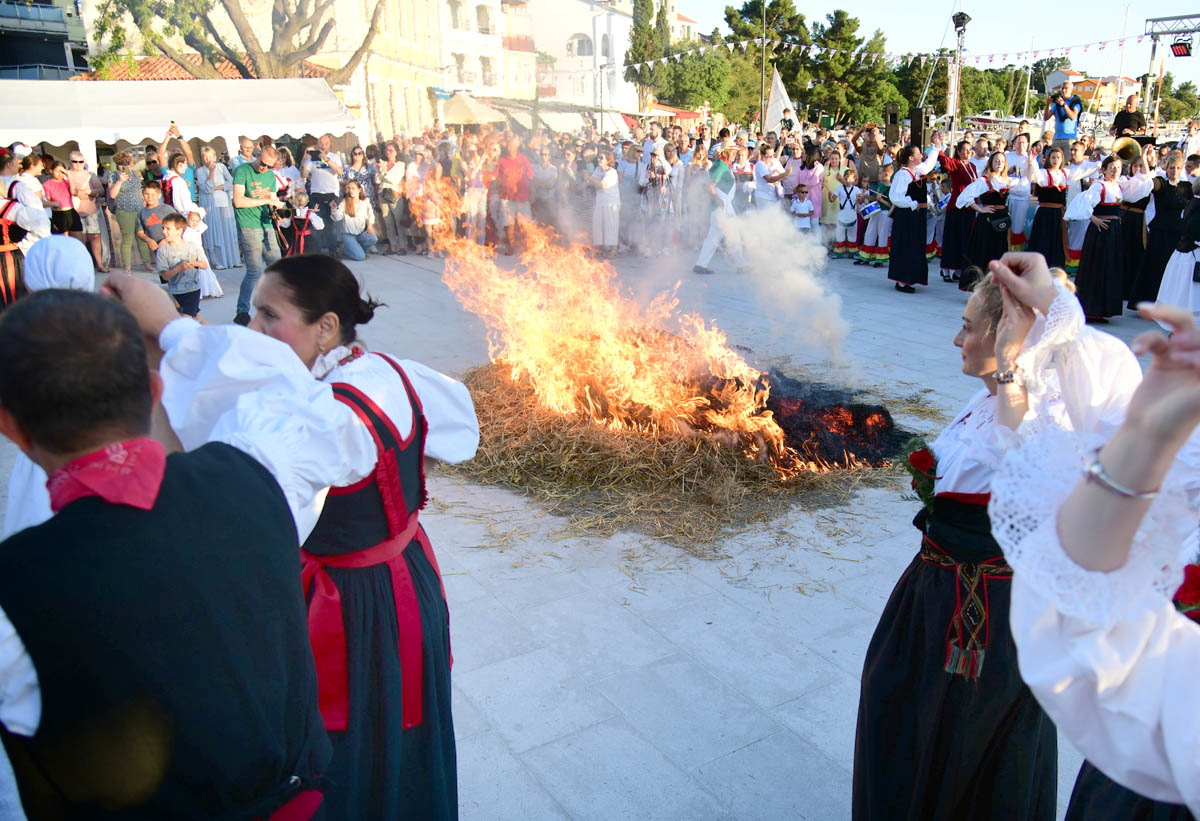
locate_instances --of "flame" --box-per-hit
[410,172,855,477]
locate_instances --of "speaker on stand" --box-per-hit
[909,106,935,148]
[884,103,900,145]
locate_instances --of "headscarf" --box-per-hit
[23,236,95,293]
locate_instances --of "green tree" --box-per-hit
[806,10,872,124]
[959,66,1008,115]
[895,50,950,115]
[92,0,383,85]
[724,0,811,111]
[651,0,673,89]
[719,43,762,123]
[624,0,658,112]
[659,43,731,111]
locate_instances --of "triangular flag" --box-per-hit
[1099,41,1106,50]
[1032,50,1039,58]
[919,55,926,67]
[1137,36,1144,44]
[699,46,706,54]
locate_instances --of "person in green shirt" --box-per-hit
[231,145,284,325]
[693,146,743,275]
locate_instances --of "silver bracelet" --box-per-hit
[1085,449,1159,500]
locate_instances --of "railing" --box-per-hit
[503,35,535,52]
[0,63,76,79]
[0,2,66,23]
[481,71,497,87]
[477,24,496,35]
[456,69,478,83]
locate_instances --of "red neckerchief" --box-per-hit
[46,437,166,513]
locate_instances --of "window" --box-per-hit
[601,34,609,58]
[476,4,492,35]
[481,56,495,87]
[566,33,593,57]
[449,0,467,30]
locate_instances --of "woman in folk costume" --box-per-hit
[1064,142,1103,274]
[1066,155,1153,322]
[987,258,1200,820]
[247,254,478,819]
[938,139,980,282]
[886,141,940,292]
[1130,153,1192,309]
[1004,133,1035,251]
[1026,146,1069,268]
[2,237,94,541]
[956,152,1012,291]
[1118,155,1155,300]
[1151,178,1200,325]
[853,253,1141,821]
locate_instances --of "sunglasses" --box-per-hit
[71,160,85,164]
[353,150,364,155]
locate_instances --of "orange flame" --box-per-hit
[410,173,846,476]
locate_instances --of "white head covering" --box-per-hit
[23,236,95,293]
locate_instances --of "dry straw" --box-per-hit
[447,362,942,554]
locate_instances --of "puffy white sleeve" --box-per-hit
[1014,285,1141,435]
[1065,182,1103,221]
[955,177,987,209]
[1066,160,1102,184]
[889,169,916,209]
[157,318,377,542]
[1121,173,1154,202]
[1,455,51,540]
[1030,167,1049,186]
[396,358,480,464]
[990,428,1200,812]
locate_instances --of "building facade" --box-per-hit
[0,0,88,80]
[442,0,505,98]
[501,0,536,100]
[527,0,638,114]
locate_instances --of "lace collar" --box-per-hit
[310,342,367,381]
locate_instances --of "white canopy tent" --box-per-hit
[0,78,363,169]
[538,111,585,134]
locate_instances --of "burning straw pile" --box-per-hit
[417,178,910,547]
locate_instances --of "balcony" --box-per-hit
[503,35,535,52]
[0,1,68,34]
[0,62,75,79]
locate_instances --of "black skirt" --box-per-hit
[1120,208,1147,300]
[1076,204,1126,319]
[853,498,1058,821]
[960,211,1010,292]
[1027,206,1067,269]
[317,531,457,821]
[1065,761,1195,821]
[888,207,928,286]
[940,208,973,272]
[50,209,81,234]
[1128,220,1184,309]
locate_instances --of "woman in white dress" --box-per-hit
[989,255,1200,817]
[1153,178,1200,327]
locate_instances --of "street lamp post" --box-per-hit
[950,12,970,144]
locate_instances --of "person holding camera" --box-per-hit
[301,134,343,256]
[1044,81,1083,155]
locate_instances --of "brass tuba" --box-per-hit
[1112,136,1143,164]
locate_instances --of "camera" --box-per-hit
[307,149,322,161]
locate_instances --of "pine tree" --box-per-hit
[625,0,657,112]
[651,1,673,92]
[724,0,811,116]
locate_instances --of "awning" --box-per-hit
[506,111,533,129]
[538,112,584,133]
[443,92,507,125]
[593,110,627,135]
[622,113,639,128]
[0,78,361,168]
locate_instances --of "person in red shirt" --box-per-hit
[495,136,533,254]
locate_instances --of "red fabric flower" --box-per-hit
[1174,564,1200,622]
[908,447,935,477]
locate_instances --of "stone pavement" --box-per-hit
[0,242,1155,820]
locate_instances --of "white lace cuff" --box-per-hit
[990,425,1197,627]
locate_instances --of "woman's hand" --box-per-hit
[1090,214,1115,231]
[1123,303,1200,449]
[989,252,1060,314]
[975,204,996,214]
[994,282,1037,366]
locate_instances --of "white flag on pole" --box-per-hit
[765,66,793,132]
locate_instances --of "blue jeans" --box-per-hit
[341,230,378,261]
[237,226,281,315]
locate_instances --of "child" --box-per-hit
[183,211,223,299]
[833,169,862,258]
[857,164,894,267]
[929,176,952,260]
[277,190,324,257]
[156,212,205,318]
[790,184,814,231]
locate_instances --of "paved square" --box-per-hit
[0,243,1155,819]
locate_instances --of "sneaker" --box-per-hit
[234,312,251,326]
[693,265,714,275]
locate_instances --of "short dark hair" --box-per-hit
[144,181,162,193]
[0,291,151,454]
[265,254,384,346]
[162,213,186,230]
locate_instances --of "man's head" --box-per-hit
[257,146,279,169]
[142,181,162,207]
[239,138,256,158]
[318,134,333,152]
[0,291,156,459]
[0,149,16,177]
[1189,119,1199,136]
[1186,154,1200,177]
[1125,94,1140,111]
[1070,141,1087,163]
[974,139,989,158]
[1060,81,1074,98]
[648,122,661,139]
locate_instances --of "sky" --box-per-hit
[683,0,1200,88]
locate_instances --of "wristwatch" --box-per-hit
[993,367,1021,385]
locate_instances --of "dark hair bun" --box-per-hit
[356,296,382,325]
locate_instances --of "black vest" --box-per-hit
[907,175,927,205]
[0,443,330,820]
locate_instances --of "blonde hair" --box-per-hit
[200,145,217,164]
[971,266,1075,335]
[291,190,310,208]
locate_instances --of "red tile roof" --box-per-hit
[676,12,697,23]
[73,54,330,81]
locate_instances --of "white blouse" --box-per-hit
[888,149,939,210]
[1005,152,1033,197]
[1064,179,1123,221]
[1030,167,1067,188]
[332,199,375,235]
[955,175,1009,210]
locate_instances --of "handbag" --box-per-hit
[1191,257,1200,284]
[986,212,1011,233]
[379,187,398,205]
